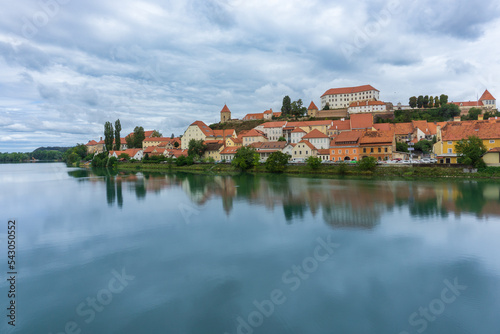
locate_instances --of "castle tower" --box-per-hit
[220,104,231,123]
[307,101,319,117]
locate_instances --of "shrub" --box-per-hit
[232,147,259,171]
[358,156,377,171]
[306,156,321,170]
[265,151,291,173]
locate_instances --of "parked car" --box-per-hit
[290,158,305,163]
[421,158,431,163]
[402,160,411,164]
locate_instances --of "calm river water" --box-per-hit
[1,163,500,334]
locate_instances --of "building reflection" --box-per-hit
[68,169,500,224]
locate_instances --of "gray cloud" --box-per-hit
[0,0,499,151]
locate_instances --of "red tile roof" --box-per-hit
[212,129,236,137]
[257,141,287,150]
[287,120,333,127]
[317,149,330,155]
[441,120,500,141]
[487,147,500,153]
[373,123,393,132]
[360,131,394,145]
[321,85,379,97]
[308,101,318,110]
[329,120,351,131]
[263,109,273,114]
[451,101,480,107]
[479,89,495,101]
[350,113,373,129]
[221,146,240,154]
[191,121,214,136]
[143,137,175,142]
[393,122,414,135]
[333,131,363,144]
[302,129,328,139]
[86,140,97,146]
[242,129,267,138]
[292,127,306,133]
[221,104,231,113]
[166,149,188,158]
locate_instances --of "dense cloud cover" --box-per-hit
[0,0,499,151]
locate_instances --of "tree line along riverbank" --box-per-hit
[112,162,500,180]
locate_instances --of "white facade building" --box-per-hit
[321,85,380,109]
[348,101,387,114]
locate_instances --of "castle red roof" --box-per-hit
[322,85,379,97]
[479,89,495,101]
[308,101,318,110]
[221,104,231,113]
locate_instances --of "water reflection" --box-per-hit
[68,169,500,224]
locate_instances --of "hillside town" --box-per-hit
[84,85,500,167]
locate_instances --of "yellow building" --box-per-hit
[181,121,215,149]
[434,119,500,164]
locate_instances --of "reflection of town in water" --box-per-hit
[68,169,500,227]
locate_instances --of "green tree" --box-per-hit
[439,94,448,106]
[174,141,180,148]
[439,103,460,120]
[455,136,487,168]
[278,136,286,142]
[323,103,330,110]
[265,151,291,173]
[170,133,175,139]
[414,140,433,154]
[188,139,207,158]
[291,99,307,118]
[434,96,440,108]
[114,119,121,151]
[306,156,321,170]
[104,121,114,152]
[281,96,291,118]
[428,96,434,108]
[133,126,145,148]
[118,153,130,160]
[358,156,377,171]
[231,146,259,171]
[464,108,482,120]
[417,95,424,108]
[409,96,417,108]
[423,95,429,108]
[151,130,162,137]
[396,142,408,152]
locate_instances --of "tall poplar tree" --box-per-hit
[104,121,114,152]
[114,119,121,151]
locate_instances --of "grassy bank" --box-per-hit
[116,162,500,179]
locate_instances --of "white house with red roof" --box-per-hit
[255,121,287,141]
[348,101,387,114]
[302,129,330,149]
[241,129,268,146]
[321,85,380,109]
[290,127,306,144]
[181,120,215,149]
[110,148,144,160]
[451,89,496,112]
[291,140,318,160]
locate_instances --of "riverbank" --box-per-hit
[116,162,500,179]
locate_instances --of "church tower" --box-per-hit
[307,101,319,117]
[220,104,231,123]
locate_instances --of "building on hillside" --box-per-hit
[242,109,281,121]
[255,121,287,141]
[451,89,496,113]
[291,140,318,160]
[434,119,500,164]
[181,121,214,149]
[348,101,387,114]
[241,129,268,146]
[220,104,231,123]
[321,85,380,109]
[302,129,330,149]
[225,136,243,147]
[330,131,363,162]
[359,131,396,161]
[220,146,239,162]
[307,101,348,118]
[208,129,237,141]
[143,137,179,149]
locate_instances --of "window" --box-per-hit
[447,141,453,145]
[353,149,356,154]
[339,149,342,154]
[378,148,381,153]
[448,148,453,153]
[299,151,302,155]
[385,148,388,153]
[363,148,366,153]
[490,140,495,143]
[346,149,349,154]
[370,148,374,153]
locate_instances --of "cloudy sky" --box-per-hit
[1,0,499,151]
